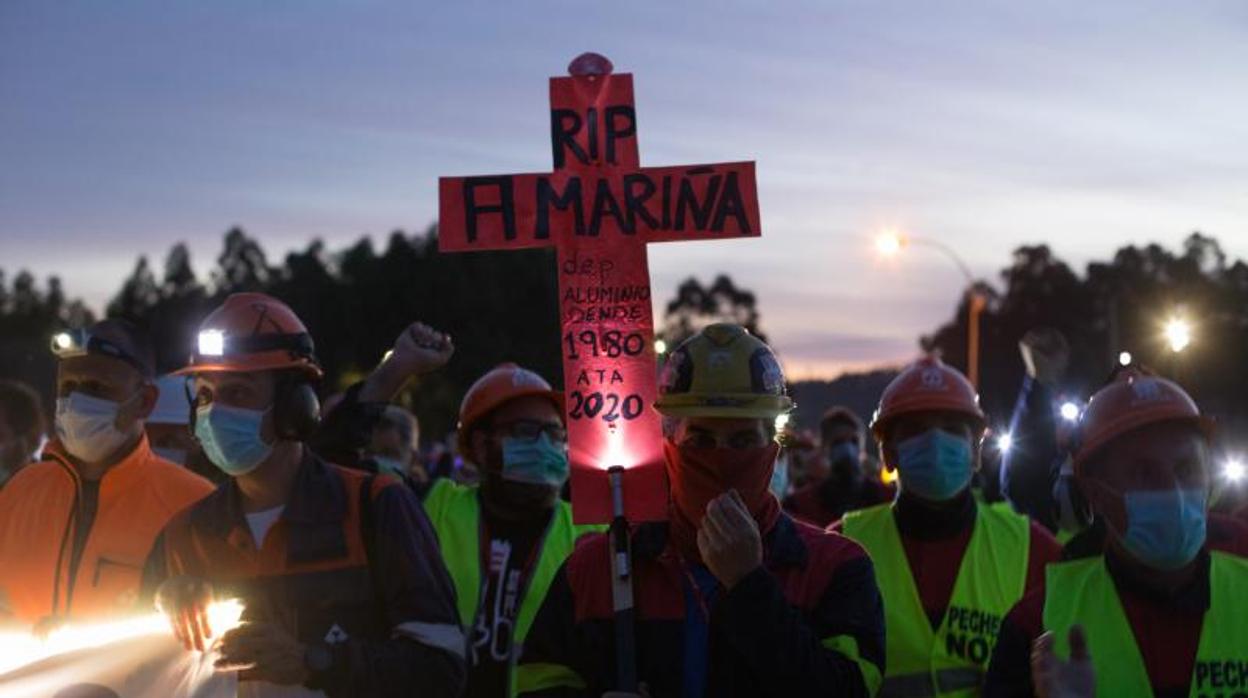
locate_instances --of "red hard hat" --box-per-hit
[871,355,986,441]
[1073,369,1213,473]
[457,363,562,453]
[175,293,322,378]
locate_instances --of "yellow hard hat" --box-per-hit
[655,323,793,419]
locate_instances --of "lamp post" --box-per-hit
[876,230,986,387]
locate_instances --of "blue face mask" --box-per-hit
[770,456,790,499]
[1119,488,1207,571]
[895,428,974,501]
[501,433,569,488]
[194,403,273,476]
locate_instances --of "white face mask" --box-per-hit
[55,391,139,464]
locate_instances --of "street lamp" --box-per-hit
[875,229,985,387]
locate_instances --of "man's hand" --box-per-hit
[1032,625,1095,698]
[697,490,763,590]
[155,575,215,652]
[387,322,454,376]
[31,615,66,639]
[1019,327,1070,387]
[216,622,310,686]
[359,322,454,402]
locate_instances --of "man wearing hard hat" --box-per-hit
[838,356,1060,697]
[517,324,886,698]
[421,363,603,698]
[145,293,465,697]
[984,370,1248,697]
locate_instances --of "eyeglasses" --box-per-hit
[493,419,568,444]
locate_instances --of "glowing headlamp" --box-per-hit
[1060,402,1081,422]
[1223,458,1245,483]
[997,432,1014,453]
[197,329,226,357]
[774,413,791,432]
[49,328,150,376]
[49,329,88,356]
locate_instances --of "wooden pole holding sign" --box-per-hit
[438,51,764,694]
[439,52,762,525]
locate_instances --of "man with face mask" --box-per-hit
[984,370,1248,697]
[420,364,603,698]
[787,407,894,528]
[143,293,465,698]
[0,320,213,627]
[518,324,886,698]
[836,355,1060,697]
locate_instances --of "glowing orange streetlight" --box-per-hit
[874,228,985,387]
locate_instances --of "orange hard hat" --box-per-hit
[871,355,986,441]
[457,363,562,453]
[1073,369,1213,473]
[175,292,322,378]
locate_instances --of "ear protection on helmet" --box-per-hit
[272,374,321,441]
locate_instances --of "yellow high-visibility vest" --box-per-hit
[1043,551,1248,697]
[422,479,603,697]
[843,501,1030,697]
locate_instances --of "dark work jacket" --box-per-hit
[517,513,885,698]
[999,376,1062,532]
[143,450,465,698]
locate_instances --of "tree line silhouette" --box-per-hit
[1,227,1243,446]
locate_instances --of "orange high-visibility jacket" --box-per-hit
[0,436,213,623]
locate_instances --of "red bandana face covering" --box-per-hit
[663,441,782,561]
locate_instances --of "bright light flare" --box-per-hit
[1118,351,1133,367]
[197,329,225,356]
[774,413,791,432]
[600,423,631,470]
[1164,317,1191,353]
[875,229,906,257]
[0,599,246,677]
[997,433,1014,453]
[204,599,245,638]
[1060,402,1080,422]
[1223,458,1246,483]
[654,339,668,355]
[52,332,74,351]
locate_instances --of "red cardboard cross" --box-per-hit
[439,53,761,523]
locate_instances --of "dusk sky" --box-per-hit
[3,1,1246,378]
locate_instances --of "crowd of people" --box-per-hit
[0,290,1245,698]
